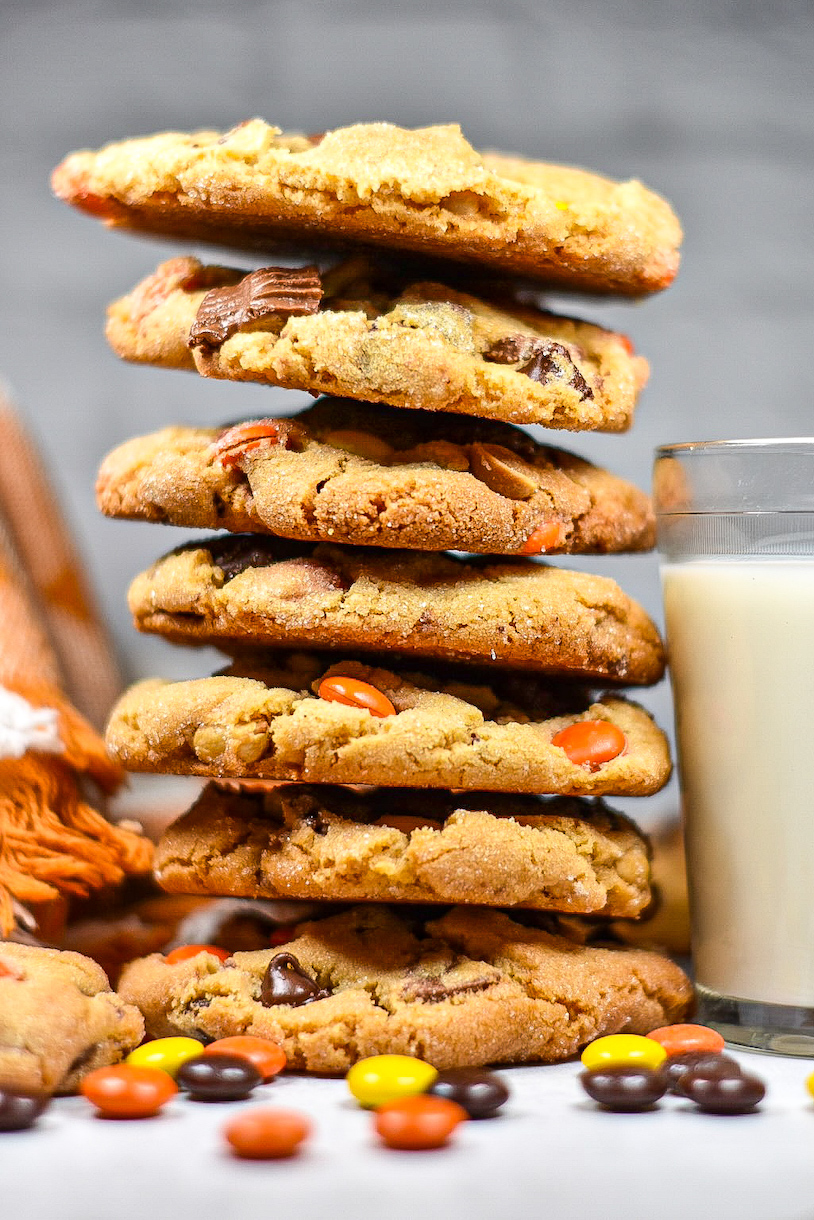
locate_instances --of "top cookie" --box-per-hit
[52,120,682,294]
[106,255,648,431]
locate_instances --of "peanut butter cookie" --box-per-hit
[53,120,682,294]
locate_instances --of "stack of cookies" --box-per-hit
[53,120,692,1072]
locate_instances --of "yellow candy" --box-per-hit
[346,1055,438,1108]
[126,1037,205,1078]
[806,1071,814,1099]
[581,1034,667,1072]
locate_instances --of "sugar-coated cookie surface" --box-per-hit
[0,943,144,1094]
[118,905,692,1072]
[155,782,652,916]
[129,537,665,685]
[53,121,682,294]
[96,398,656,557]
[107,255,648,430]
[104,654,672,795]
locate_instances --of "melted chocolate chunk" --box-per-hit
[401,975,494,1003]
[260,952,330,1007]
[189,265,323,348]
[484,334,593,400]
[206,536,294,581]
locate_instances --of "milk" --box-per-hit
[662,559,814,1007]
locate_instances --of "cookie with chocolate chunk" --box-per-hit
[104,653,672,795]
[52,120,681,294]
[107,255,647,431]
[0,943,144,1094]
[155,783,652,916]
[96,398,655,557]
[129,537,665,685]
[118,904,692,1072]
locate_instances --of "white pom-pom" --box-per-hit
[0,686,63,759]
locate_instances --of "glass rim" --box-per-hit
[656,437,814,459]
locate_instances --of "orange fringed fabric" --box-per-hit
[10,677,123,794]
[0,755,152,936]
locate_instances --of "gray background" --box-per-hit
[2,0,813,818]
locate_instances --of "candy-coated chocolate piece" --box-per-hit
[212,419,287,469]
[347,1055,438,1108]
[164,944,230,964]
[126,1036,205,1078]
[203,1036,286,1080]
[647,1023,725,1057]
[806,1070,814,1100]
[683,1071,765,1114]
[0,1089,49,1131]
[81,1065,177,1118]
[581,1033,667,1072]
[551,721,626,769]
[519,523,565,555]
[318,676,396,718]
[661,1052,742,1096]
[268,925,298,946]
[374,1095,467,1150]
[428,1068,509,1118]
[580,1066,667,1112]
[176,1053,262,1101]
[225,1108,311,1159]
[260,952,330,1007]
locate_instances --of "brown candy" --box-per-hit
[260,952,330,1007]
[429,1068,509,1118]
[484,334,593,400]
[682,1071,765,1115]
[176,1053,262,1101]
[189,265,323,349]
[580,1066,668,1112]
[0,1089,49,1132]
[661,1051,742,1096]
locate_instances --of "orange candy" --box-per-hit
[647,1024,726,1057]
[0,959,22,980]
[203,1037,287,1080]
[81,1065,177,1119]
[268,925,298,947]
[374,1095,468,1150]
[224,1108,311,1159]
[551,720,626,770]
[318,676,396,718]
[212,419,283,469]
[519,523,565,555]
[164,944,231,965]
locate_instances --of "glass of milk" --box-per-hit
[654,439,814,1054]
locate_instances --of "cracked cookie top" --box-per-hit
[53,120,682,294]
[96,397,655,556]
[117,903,692,1072]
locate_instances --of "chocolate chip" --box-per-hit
[484,334,593,400]
[429,1068,509,1118]
[0,1089,49,1132]
[176,1053,261,1101]
[260,952,330,1007]
[682,1071,765,1115]
[580,1066,668,1112]
[206,536,294,581]
[189,266,323,349]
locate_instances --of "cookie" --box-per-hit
[117,904,692,1072]
[0,942,144,1094]
[96,398,656,556]
[104,654,672,795]
[154,782,652,917]
[52,120,681,294]
[129,537,665,685]
[107,255,648,431]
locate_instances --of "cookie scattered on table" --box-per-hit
[52,120,682,294]
[104,653,672,795]
[128,537,665,685]
[154,782,652,915]
[96,398,656,557]
[117,904,692,1072]
[107,255,648,431]
[0,943,144,1095]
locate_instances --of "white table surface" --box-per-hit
[4,1049,814,1220]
